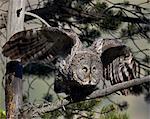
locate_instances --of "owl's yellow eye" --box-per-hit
[82,66,88,72]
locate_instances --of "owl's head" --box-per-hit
[70,51,103,86]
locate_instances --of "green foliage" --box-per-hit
[80,26,101,44]
[93,2,123,31]
[120,24,150,39]
[44,0,125,35]
[68,99,101,111]
[94,2,108,12]
[0,108,6,119]
[41,109,62,119]
[99,13,122,31]
[44,0,149,41]
[42,99,129,119]
[100,104,128,119]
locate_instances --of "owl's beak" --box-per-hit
[85,73,92,83]
[89,74,92,83]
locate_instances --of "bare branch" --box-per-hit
[32,99,70,117]
[22,75,150,118]
[87,75,150,99]
[25,11,50,27]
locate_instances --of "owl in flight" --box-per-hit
[2,27,141,99]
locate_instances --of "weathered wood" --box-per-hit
[5,61,23,119]
[0,13,7,29]
[5,0,25,118]
[6,0,26,40]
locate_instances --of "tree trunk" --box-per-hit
[5,0,25,118]
[5,61,23,119]
[6,0,26,40]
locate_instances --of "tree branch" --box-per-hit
[1,5,150,29]
[26,6,150,25]
[21,75,150,118]
[25,11,50,27]
[87,75,150,99]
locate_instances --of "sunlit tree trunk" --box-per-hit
[5,0,25,118]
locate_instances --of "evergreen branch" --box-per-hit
[1,6,150,29]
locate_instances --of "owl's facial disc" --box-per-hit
[71,53,103,86]
[80,65,99,85]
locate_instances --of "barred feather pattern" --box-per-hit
[2,27,80,64]
[103,53,140,95]
[2,27,142,96]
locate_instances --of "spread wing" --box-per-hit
[2,27,82,64]
[92,38,142,95]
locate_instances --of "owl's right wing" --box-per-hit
[92,38,142,95]
[2,27,82,64]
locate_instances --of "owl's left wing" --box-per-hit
[2,27,82,64]
[92,38,141,95]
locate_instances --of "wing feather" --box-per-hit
[92,38,142,95]
[2,27,81,64]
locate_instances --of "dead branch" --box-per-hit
[20,75,150,118]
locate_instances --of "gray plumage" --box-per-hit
[2,27,141,98]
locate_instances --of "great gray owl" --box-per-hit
[2,27,141,100]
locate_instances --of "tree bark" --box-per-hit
[5,0,25,118]
[5,61,23,119]
[6,0,26,40]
